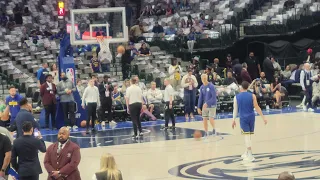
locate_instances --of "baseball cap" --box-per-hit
[193,56,199,61]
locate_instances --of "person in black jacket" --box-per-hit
[11,121,46,180]
[263,56,275,83]
[98,75,114,124]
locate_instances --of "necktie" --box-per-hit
[57,144,63,154]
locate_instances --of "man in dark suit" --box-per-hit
[11,121,46,180]
[98,75,114,123]
[40,74,57,129]
[263,56,276,83]
[44,127,81,180]
[241,63,252,83]
[0,133,11,180]
[245,52,261,80]
[13,98,39,138]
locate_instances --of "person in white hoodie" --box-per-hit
[168,59,182,90]
[146,81,163,114]
[181,68,198,120]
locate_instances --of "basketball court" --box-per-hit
[37,108,320,179]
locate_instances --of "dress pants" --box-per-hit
[305,86,312,108]
[184,89,196,115]
[86,102,97,129]
[61,102,76,126]
[19,175,39,180]
[129,102,142,136]
[44,103,56,128]
[165,102,175,127]
[99,98,112,122]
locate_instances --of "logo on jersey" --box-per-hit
[66,68,74,83]
[168,151,320,179]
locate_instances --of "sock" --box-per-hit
[247,149,252,156]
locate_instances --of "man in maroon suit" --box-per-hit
[241,63,252,83]
[40,74,57,129]
[44,127,81,180]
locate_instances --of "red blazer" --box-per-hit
[40,82,57,105]
[44,141,81,180]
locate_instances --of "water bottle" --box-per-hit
[101,121,106,130]
[266,105,270,112]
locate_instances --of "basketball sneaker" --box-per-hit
[160,126,168,130]
[243,154,255,162]
[308,108,314,112]
[241,152,248,159]
[212,129,216,136]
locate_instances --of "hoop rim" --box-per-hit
[96,36,112,40]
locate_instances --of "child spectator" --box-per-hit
[90,52,101,73]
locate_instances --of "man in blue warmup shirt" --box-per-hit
[232,81,267,162]
[36,63,48,108]
[4,86,23,126]
[197,74,217,137]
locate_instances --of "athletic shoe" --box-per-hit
[243,154,255,162]
[296,104,303,108]
[171,126,176,130]
[139,132,143,137]
[35,106,41,110]
[212,129,216,136]
[308,108,314,112]
[73,125,78,131]
[241,152,248,159]
[111,120,117,124]
[160,126,168,130]
[303,106,307,111]
[132,135,137,139]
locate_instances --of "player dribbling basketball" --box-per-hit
[232,81,267,162]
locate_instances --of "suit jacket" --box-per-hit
[11,135,46,177]
[241,69,252,83]
[14,109,40,138]
[40,82,57,105]
[44,140,81,180]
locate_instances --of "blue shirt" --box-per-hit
[14,109,39,138]
[5,94,23,122]
[165,28,176,35]
[91,58,100,72]
[198,82,217,108]
[36,67,48,85]
[236,91,254,119]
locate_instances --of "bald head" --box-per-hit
[304,63,311,71]
[58,127,70,143]
[278,171,295,180]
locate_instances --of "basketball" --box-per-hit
[80,120,86,127]
[307,48,313,55]
[117,45,125,54]
[194,130,202,140]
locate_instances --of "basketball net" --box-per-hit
[97,36,113,64]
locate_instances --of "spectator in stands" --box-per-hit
[187,27,199,53]
[233,59,243,84]
[284,0,295,10]
[199,13,206,25]
[112,84,125,106]
[206,65,214,82]
[281,65,292,80]
[146,81,163,114]
[138,43,151,56]
[246,52,260,80]
[12,121,46,180]
[241,63,252,83]
[99,75,114,124]
[0,130,11,179]
[13,98,39,138]
[187,15,193,28]
[152,22,164,34]
[203,19,213,30]
[180,18,187,28]
[311,78,320,108]
[82,79,100,133]
[37,63,49,89]
[181,0,191,10]
[6,16,15,30]
[92,74,99,87]
[212,73,222,86]
[40,74,57,130]
[260,72,269,84]
[263,56,275,83]
[300,63,313,111]
[44,127,81,180]
[121,79,131,95]
[165,22,177,35]
[278,171,295,180]
[223,71,237,85]
[13,4,23,25]
[0,13,8,27]
[93,153,123,180]
[125,2,133,27]
[249,79,268,102]
[174,0,182,9]
[181,69,198,120]
[77,79,85,98]
[225,54,233,71]
[140,5,154,17]
[189,56,199,74]
[166,5,174,16]
[134,76,147,91]
[271,76,284,108]
[154,4,165,16]
[169,59,182,90]
[23,7,31,16]
[50,63,59,85]
[212,58,222,76]
[272,57,282,77]
[57,73,77,130]
[91,52,101,73]
[130,22,146,43]
[193,19,203,33]
[4,86,23,127]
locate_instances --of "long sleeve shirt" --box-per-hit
[197,82,217,108]
[57,80,76,102]
[81,86,100,107]
[168,65,182,80]
[181,74,198,89]
[146,88,163,103]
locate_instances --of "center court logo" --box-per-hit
[168,150,320,179]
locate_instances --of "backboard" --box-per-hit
[70,7,128,46]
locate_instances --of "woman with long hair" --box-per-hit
[50,63,59,85]
[271,76,284,108]
[92,153,123,180]
[121,79,130,95]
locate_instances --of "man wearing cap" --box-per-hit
[40,74,57,129]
